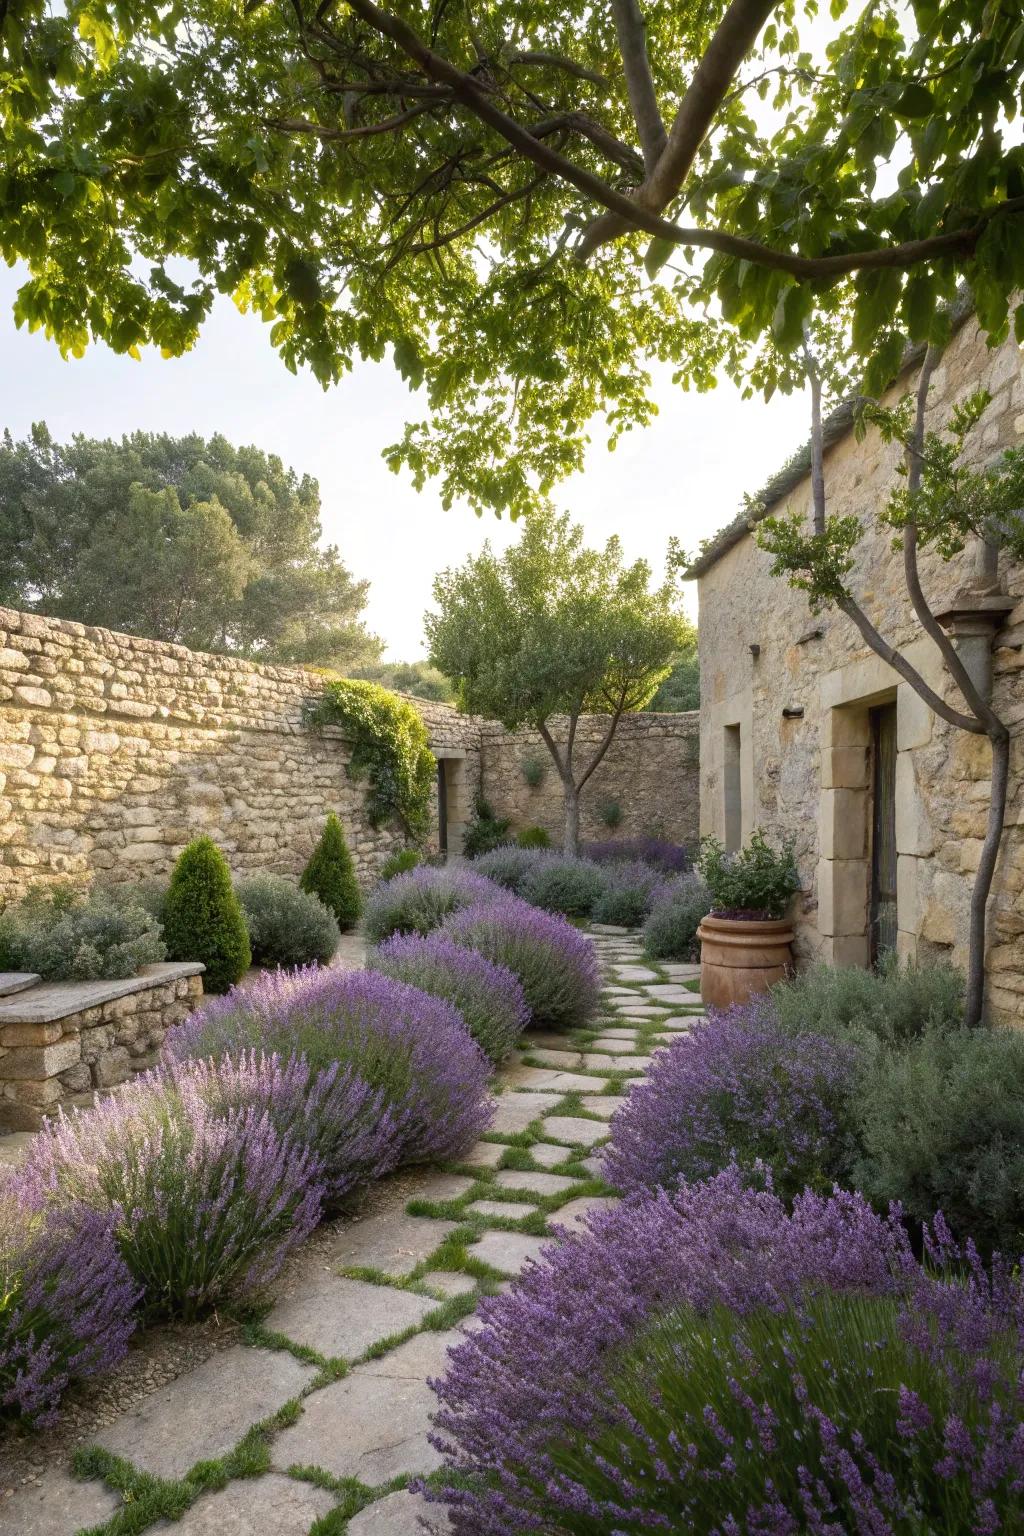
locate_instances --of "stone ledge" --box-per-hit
[0,962,206,1025]
[0,972,40,997]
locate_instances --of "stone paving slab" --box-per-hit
[1,1468,121,1536]
[577,1052,640,1071]
[271,1370,442,1485]
[540,1116,608,1147]
[524,1048,585,1070]
[0,962,205,1025]
[549,1196,619,1234]
[644,984,701,1003]
[579,1094,628,1120]
[95,1346,316,1481]
[528,1141,578,1169]
[424,1270,478,1298]
[348,1488,452,1534]
[265,1273,436,1360]
[467,1198,535,1221]
[329,1208,455,1277]
[490,1091,554,1133]
[522,1032,577,1049]
[471,1230,549,1275]
[590,1037,645,1054]
[165,1473,334,1535]
[596,1027,640,1040]
[504,1065,604,1092]
[359,1327,463,1381]
[460,1140,505,1168]
[611,966,659,981]
[415,1172,476,1203]
[494,1168,579,1196]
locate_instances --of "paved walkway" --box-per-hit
[5,926,704,1536]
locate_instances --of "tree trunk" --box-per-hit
[965,728,1010,1027]
[563,781,581,855]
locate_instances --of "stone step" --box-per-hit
[0,971,40,998]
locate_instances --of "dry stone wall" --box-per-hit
[0,608,699,908]
[480,713,700,847]
[696,315,1024,1026]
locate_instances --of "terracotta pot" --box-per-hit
[697,913,795,1010]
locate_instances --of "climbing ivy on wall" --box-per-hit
[306,678,436,841]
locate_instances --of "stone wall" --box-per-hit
[0,608,699,906]
[480,713,700,846]
[696,315,1024,1026]
[0,963,205,1130]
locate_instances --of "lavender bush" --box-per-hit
[191,1050,405,1206]
[590,859,664,928]
[363,865,502,943]
[519,855,603,919]
[1,1193,138,1426]
[583,837,690,873]
[642,870,712,960]
[368,933,528,1062]
[602,998,862,1199]
[425,1171,914,1534]
[444,898,600,1029]
[18,1066,324,1319]
[473,845,543,897]
[165,967,493,1164]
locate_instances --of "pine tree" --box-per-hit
[163,836,251,993]
[300,813,362,930]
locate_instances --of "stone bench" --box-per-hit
[0,962,205,1131]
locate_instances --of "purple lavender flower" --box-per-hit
[164,967,493,1163]
[602,996,862,1198]
[368,933,529,1061]
[583,838,691,873]
[363,864,504,944]
[423,1170,913,1535]
[1,1191,139,1426]
[17,1063,325,1319]
[177,1049,406,1205]
[443,897,601,1029]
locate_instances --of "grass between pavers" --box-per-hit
[293,1467,411,1535]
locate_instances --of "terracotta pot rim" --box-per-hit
[699,914,794,936]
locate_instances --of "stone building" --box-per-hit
[0,607,698,904]
[689,313,1024,1026]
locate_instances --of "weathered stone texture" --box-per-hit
[0,966,204,1129]
[480,711,700,846]
[697,316,1024,1025]
[0,610,697,908]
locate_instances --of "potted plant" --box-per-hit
[696,830,800,1008]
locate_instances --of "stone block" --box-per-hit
[822,745,869,789]
[0,1019,63,1047]
[93,1046,131,1088]
[164,1474,334,1536]
[264,1273,435,1360]
[896,854,923,934]
[895,752,934,856]
[826,934,870,968]
[0,1035,81,1081]
[816,858,868,938]
[818,788,867,860]
[897,685,934,750]
[348,1489,452,1534]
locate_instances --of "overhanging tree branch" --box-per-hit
[611,0,667,171]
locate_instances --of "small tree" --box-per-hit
[757,328,1023,1027]
[163,837,251,994]
[427,512,688,853]
[300,813,362,929]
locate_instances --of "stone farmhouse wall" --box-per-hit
[696,315,1024,1026]
[0,607,699,905]
[479,713,700,846]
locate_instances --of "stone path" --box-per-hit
[2,925,703,1535]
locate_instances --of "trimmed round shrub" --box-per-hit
[772,953,964,1046]
[162,836,250,994]
[444,898,600,1029]
[424,1170,917,1534]
[363,865,502,944]
[516,825,551,849]
[601,997,862,1199]
[584,837,690,873]
[379,848,422,881]
[178,1050,404,1207]
[642,870,712,960]
[164,967,493,1164]
[472,845,543,897]
[0,885,165,982]
[236,873,339,968]
[590,859,664,928]
[18,1067,323,1319]
[1,1194,139,1426]
[300,813,362,929]
[855,1023,1024,1258]
[368,933,528,1062]
[520,855,603,918]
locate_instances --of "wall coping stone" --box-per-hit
[0,962,206,1025]
[0,973,41,998]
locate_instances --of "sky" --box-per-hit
[0,269,812,660]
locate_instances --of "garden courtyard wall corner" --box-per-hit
[0,605,699,903]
